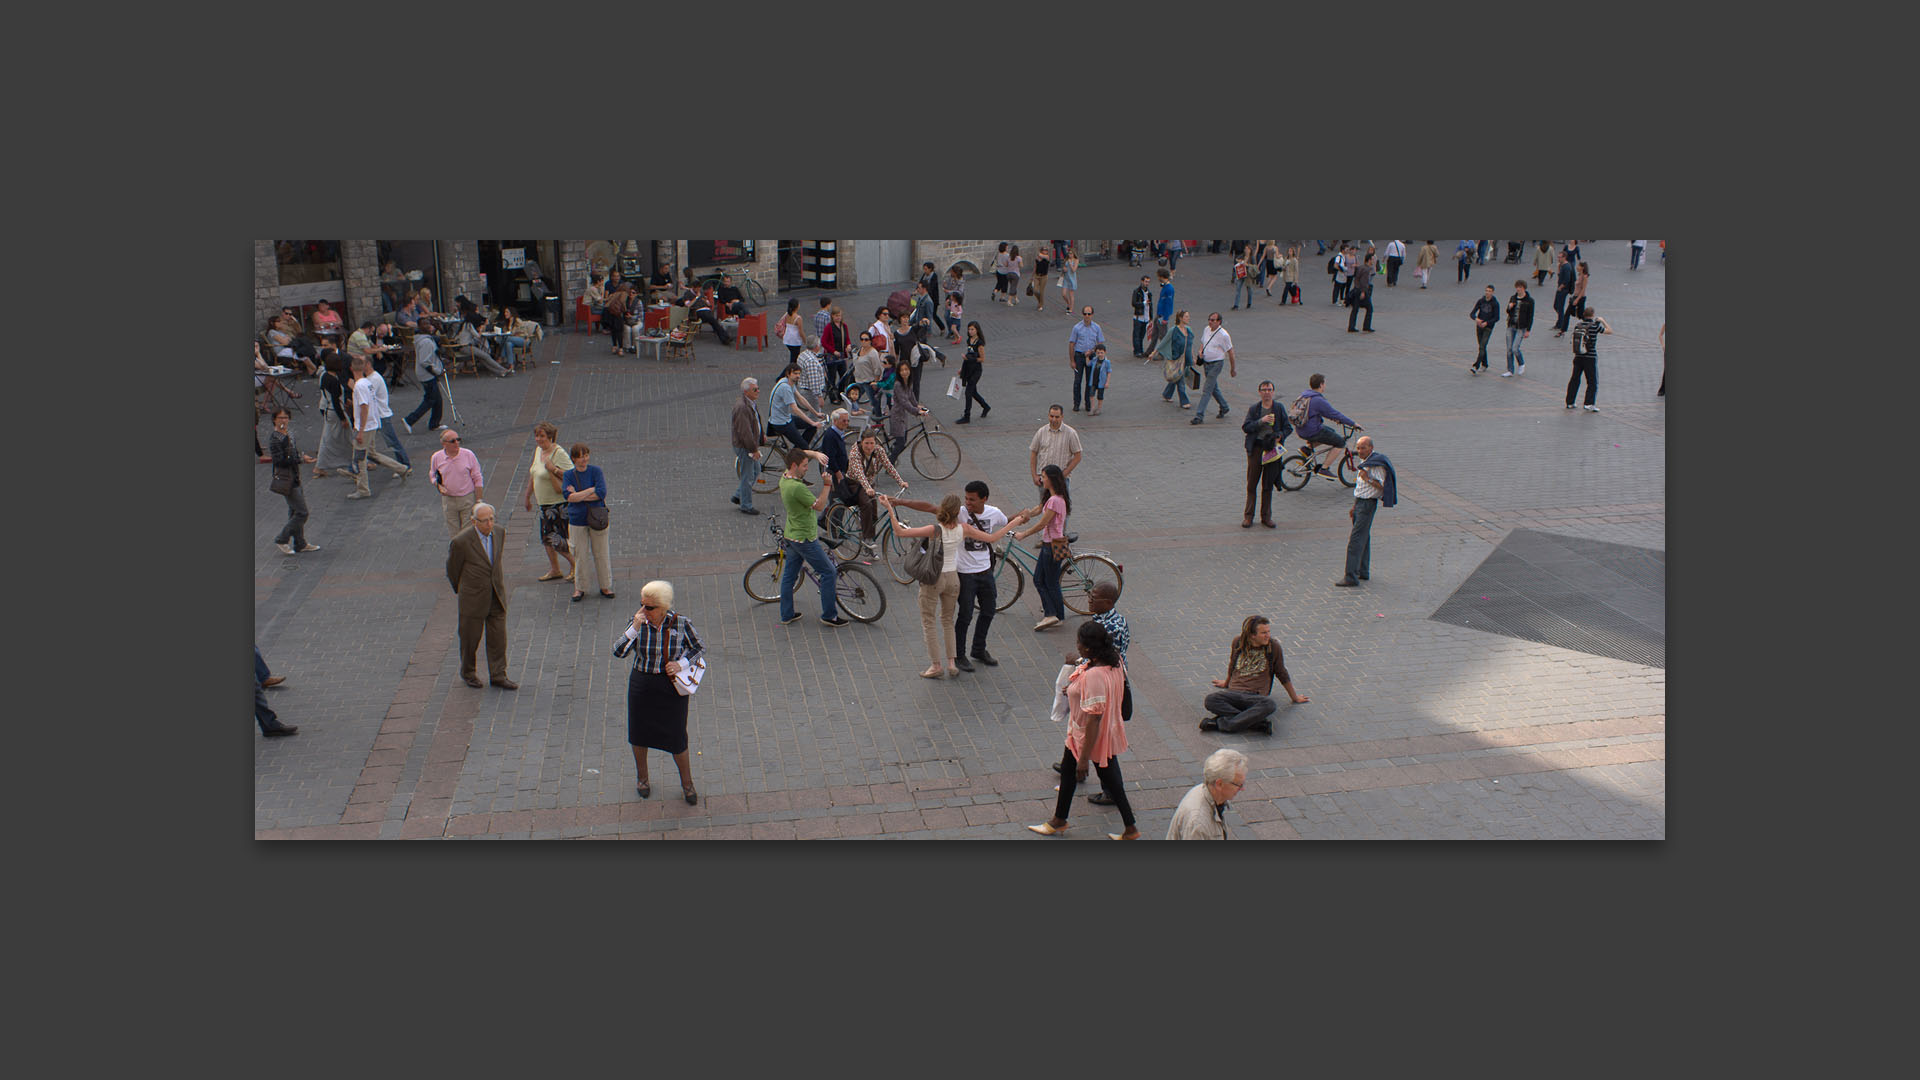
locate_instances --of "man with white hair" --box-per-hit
[730,376,766,515]
[1167,748,1249,839]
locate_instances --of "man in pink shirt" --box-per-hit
[429,428,486,536]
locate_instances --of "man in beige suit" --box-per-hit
[445,502,517,689]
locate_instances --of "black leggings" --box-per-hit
[788,344,803,365]
[961,369,988,418]
[1054,746,1135,828]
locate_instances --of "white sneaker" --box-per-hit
[1584,404,1600,411]
[1499,372,1512,378]
[398,417,412,433]
[435,424,451,432]
[274,541,295,556]
[1517,364,1525,376]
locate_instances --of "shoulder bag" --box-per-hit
[667,614,707,696]
[903,526,944,585]
[270,467,295,496]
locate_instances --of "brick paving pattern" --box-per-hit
[256,241,1664,839]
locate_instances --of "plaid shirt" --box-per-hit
[847,442,905,496]
[615,611,706,676]
[796,349,826,395]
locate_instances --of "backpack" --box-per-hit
[1288,393,1311,430]
[1326,255,1339,276]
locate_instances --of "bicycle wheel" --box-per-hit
[833,564,887,623]
[1337,452,1356,488]
[754,435,792,493]
[882,523,918,586]
[743,553,783,603]
[744,277,768,309]
[1061,553,1123,615]
[990,549,1025,613]
[1278,450,1312,491]
[823,504,864,562]
[909,430,962,480]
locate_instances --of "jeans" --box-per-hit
[1332,279,1347,305]
[378,417,411,468]
[1631,245,1644,269]
[769,418,816,449]
[275,484,309,548]
[1506,327,1526,373]
[1231,277,1254,308]
[1567,355,1598,406]
[1161,371,1190,406]
[1474,324,1494,368]
[822,359,847,401]
[778,538,839,621]
[1071,352,1099,410]
[1166,246,1181,271]
[733,447,759,510]
[255,675,284,733]
[1033,543,1066,619]
[405,376,442,428]
[1342,497,1377,582]
[254,646,272,685]
[498,334,527,367]
[1053,745,1135,829]
[1132,319,1148,356]
[1553,290,1571,331]
[955,568,997,655]
[1193,360,1227,417]
[1204,689,1278,733]
[1458,260,1472,282]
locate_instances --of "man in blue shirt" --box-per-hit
[1147,268,1176,356]
[1066,306,1105,413]
[1296,372,1360,478]
[766,362,821,448]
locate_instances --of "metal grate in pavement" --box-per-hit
[1430,529,1665,668]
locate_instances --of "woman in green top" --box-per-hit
[523,421,576,584]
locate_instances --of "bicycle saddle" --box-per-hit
[1065,533,1079,544]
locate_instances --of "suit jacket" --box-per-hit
[446,524,509,618]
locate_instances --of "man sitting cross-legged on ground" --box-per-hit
[1200,615,1309,734]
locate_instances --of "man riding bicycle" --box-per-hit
[1294,373,1361,478]
[767,361,824,449]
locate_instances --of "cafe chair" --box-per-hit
[734,312,768,350]
[667,305,691,335]
[574,296,591,334]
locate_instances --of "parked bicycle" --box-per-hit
[978,534,1123,616]
[696,272,767,310]
[741,516,887,623]
[895,413,962,481]
[1278,422,1365,491]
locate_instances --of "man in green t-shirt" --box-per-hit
[778,447,848,627]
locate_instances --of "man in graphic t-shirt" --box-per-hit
[953,479,1027,672]
[1200,616,1309,734]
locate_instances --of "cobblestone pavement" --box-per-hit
[254,241,1664,839]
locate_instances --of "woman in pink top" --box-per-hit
[311,299,344,336]
[1028,620,1139,839]
[1013,464,1071,630]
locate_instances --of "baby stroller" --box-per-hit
[1504,241,1523,263]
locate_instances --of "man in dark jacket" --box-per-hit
[1346,257,1376,332]
[1129,275,1153,357]
[1469,285,1501,374]
[730,377,766,515]
[1240,381,1293,528]
[1504,280,1535,377]
[919,262,945,335]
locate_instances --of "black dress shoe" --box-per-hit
[740,507,760,515]
[1333,578,1359,587]
[1198,717,1220,731]
[463,674,484,687]
[953,655,975,672]
[1358,575,1369,581]
[731,495,740,504]
[1087,791,1115,805]
[970,650,999,666]
[262,724,300,737]
[955,417,969,424]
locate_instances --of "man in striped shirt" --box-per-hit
[1566,306,1611,411]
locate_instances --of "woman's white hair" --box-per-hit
[640,580,674,609]
[1203,748,1249,785]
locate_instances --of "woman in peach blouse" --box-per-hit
[1028,620,1140,839]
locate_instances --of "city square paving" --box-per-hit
[254,242,1665,839]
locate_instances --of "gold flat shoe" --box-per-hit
[1027,822,1067,836]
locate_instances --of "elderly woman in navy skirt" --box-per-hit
[614,580,706,805]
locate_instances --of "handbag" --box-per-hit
[586,503,609,531]
[903,526,945,585]
[1049,536,1072,562]
[270,467,295,496]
